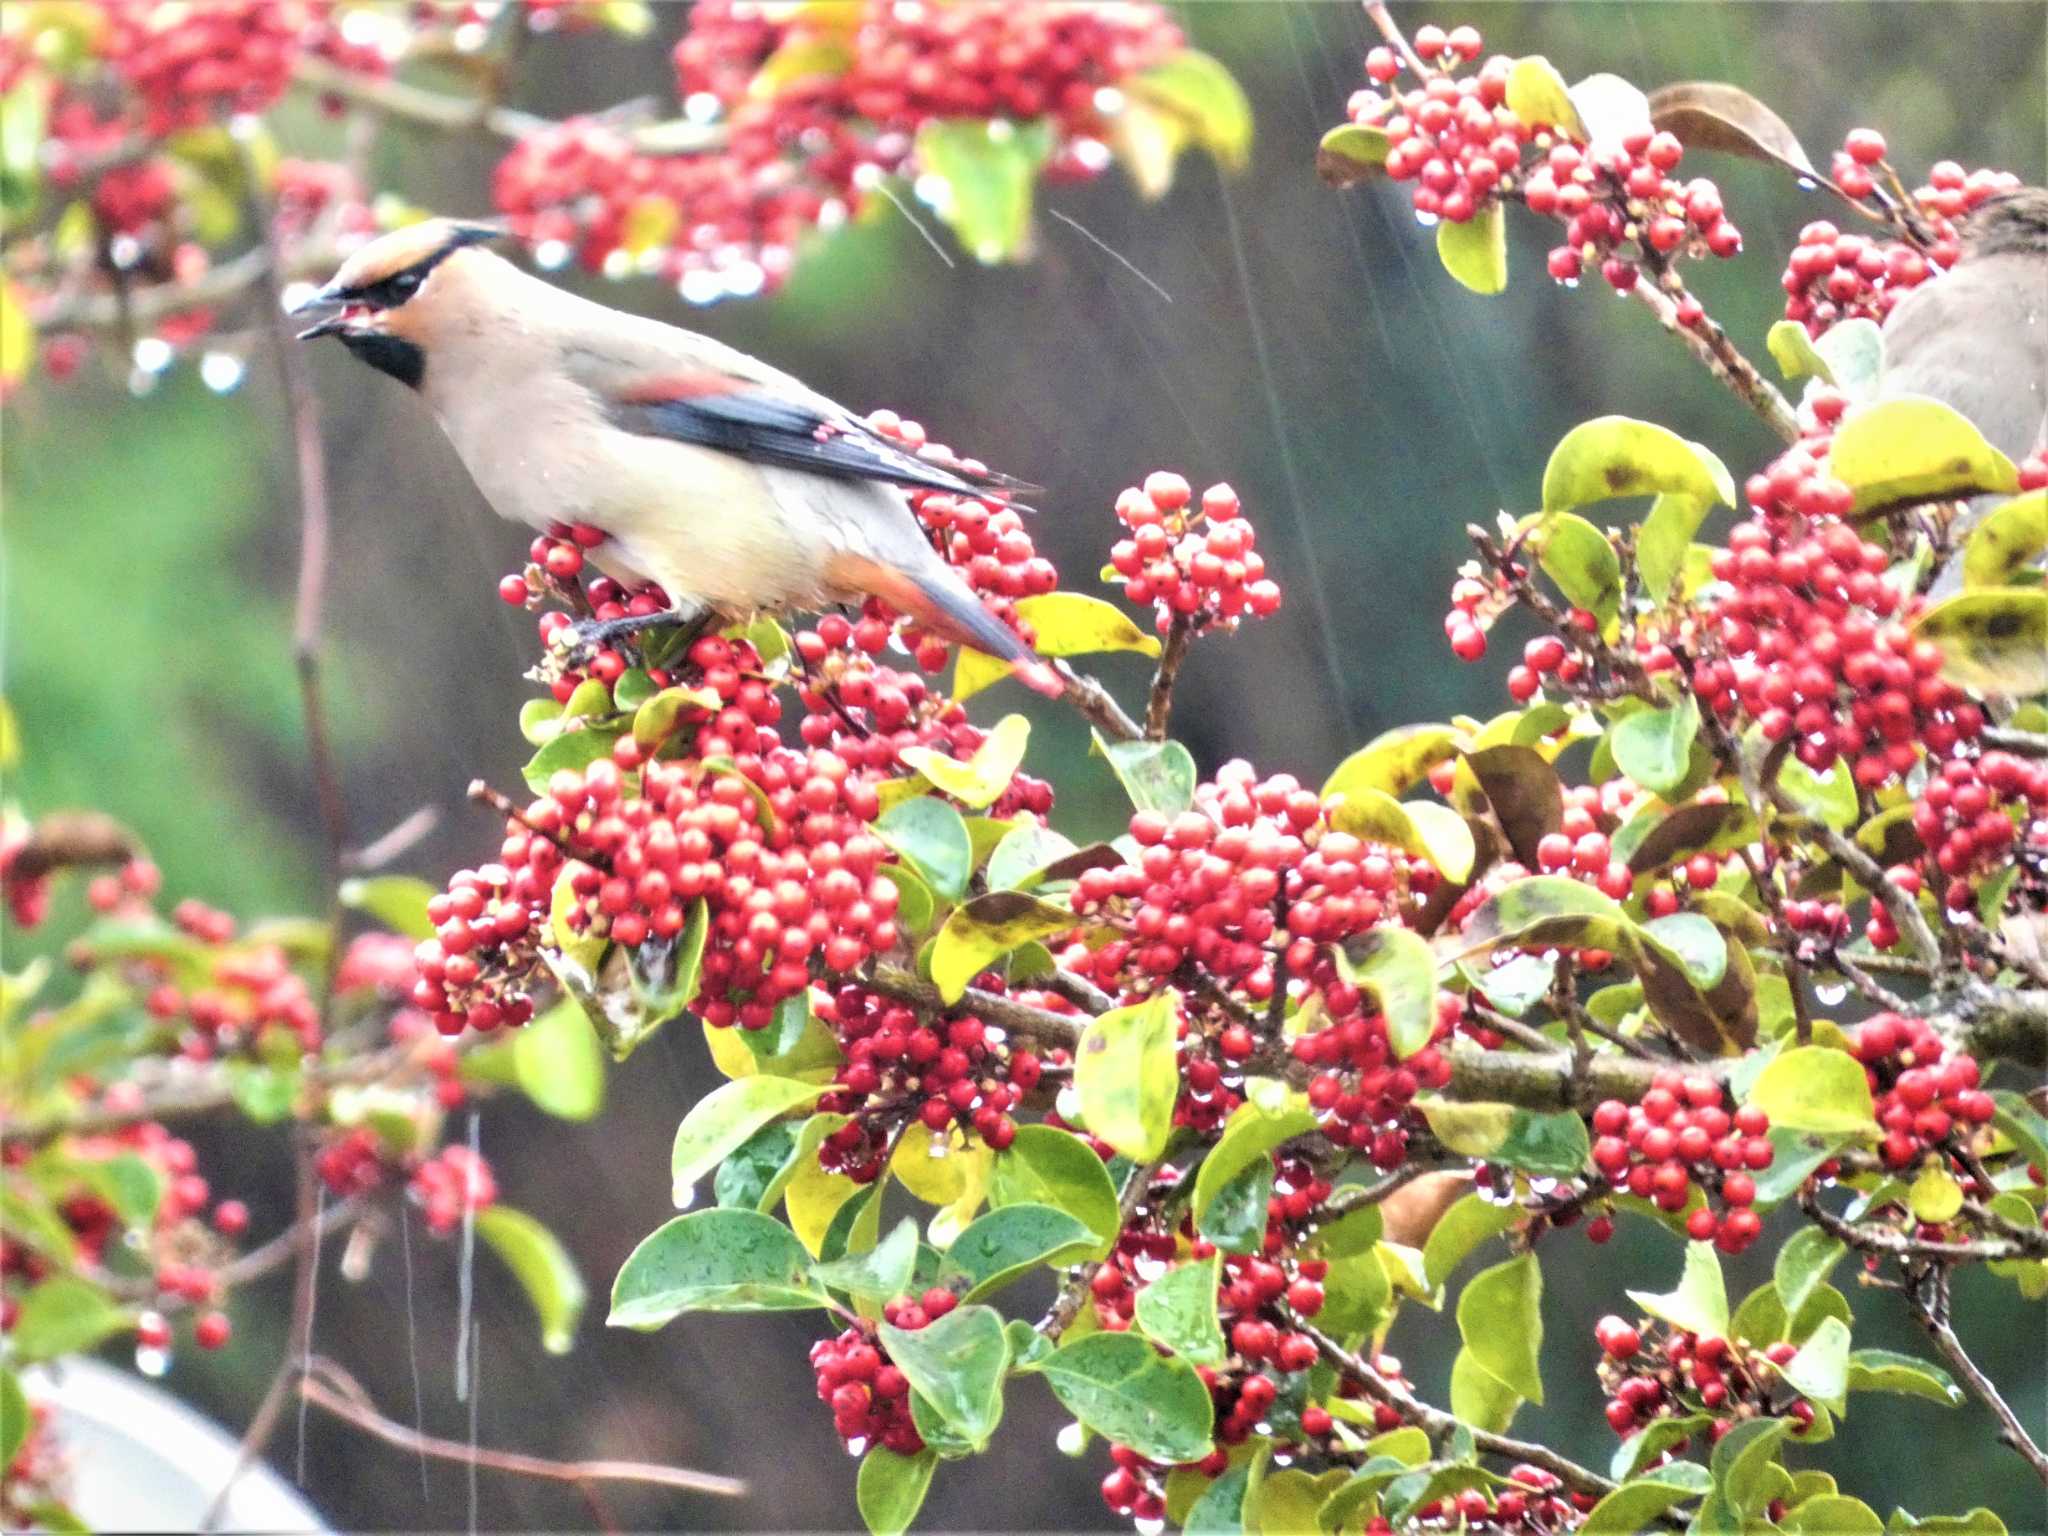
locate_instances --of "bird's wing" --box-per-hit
[561,326,1032,500]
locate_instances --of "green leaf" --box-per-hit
[506,999,604,1120]
[1418,1101,1589,1178]
[988,1126,1120,1252]
[1455,1252,1544,1403]
[1612,1413,1710,1480]
[1847,1348,1961,1406]
[1134,1254,1227,1365]
[1504,56,1583,134]
[715,1120,800,1210]
[1458,744,1565,868]
[1829,397,2020,513]
[814,1216,920,1301]
[1909,587,2048,697]
[1990,1090,2048,1173]
[8,1277,130,1362]
[609,1208,826,1325]
[1322,724,1466,803]
[1773,1228,1845,1322]
[522,726,622,794]
[1130,49,1252,170]
[1768,319,1831,383]
[1788,1496,1884,1536]
[338,875,436,940]
[1639,912,1727,987]
[1324,787,1475,882]
[1435,203,1507,295]
[1886,1512,2009,1536]
[0,1369,25,1469]
[1332,927,1439,1059]
[1610,694,1700,794]
[1542,416,1735,515]
[1185,1460,1251,1533]
[1197,1154,1273,1255]
[1028,1331,1215,1464]
[0,84,46,221]
[1782,1314,1850,1414]
[1094,733,1199,817]
[929,891,1074,1004]
[1581,1463,1712,1535]
[1531,512,1622,623]
[1317,122,1390,187]
[1627,1241,1729,1339]
[747,35,853,98]
[1814,318,1886,402]
[671,1075,825,1204]
[1449,1345,1522,1434]
[632,685,722,751]
[476,1206,586,1354]
[1962,490,2047,589]
[1746,1047,1878,1139]
[1193,1102,1318,1225]
[900,714,1030,811]
[948,1204,1096,1301]
[876,798,974,904]
[913,117,1054,263]
[1637,494,1713,604]
[1712,1416,1792,1516]
[1908,1162,1965,1223]
[1621,799,1758,874]
[985,824,1079,893]
[858,1447,938,1536]
[1074,990,1181,1159]
[881,1303,1010,1450]
[1422,1192,1517,1291]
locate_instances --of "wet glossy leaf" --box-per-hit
[1028,1331,1214,1464]
[1184,1460,1250,1532]
[633,685,721,751]
[1455,1252,1544,1403]
[1317,122,1389,187]
[858,1446,937,1536]
[1322,723,1465,803]
[715,1120,800,1210]
[1581,1463,1712,1536]
[1134,1253,1226,1365]
[1094,733,1198,817]
[948,1204,1095,1301]
[930,891,1074,1004]
[1197,1153,1273,1255]
[522,726,622,794]
[1745,1046,1878,1138]
[1647,81,1818,178]
[914,118,1053,263]
[1610,693,1700,794]
[1962,490,2047,589]
[1422,1192,1517,1291]
[1436,203,1507,296]
[1193,1102,1317,1225]
[610,1208,825,1325]
[985,824,1079,892]
[881,1303,1009,1449]
[1334,926,1439,1059]
[1074,990,1181,1159]
[1909,587,2048,696]
[988,1126,1119,1251]
[1847,1348,1960,1405]
[477,1205,586,1354]
[1773,1228,1845,1322]
[875,797,974,904]
[1628,1242,1729,1339]
[671,1075,825,1203]
[1418,1101,1588,1178]
[814,1216,920,1300]
[1832,397,2020,513]
[1544,416,1735,515]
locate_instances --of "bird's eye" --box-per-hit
[390,270,422,298]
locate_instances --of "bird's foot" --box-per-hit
[552,604,711,668]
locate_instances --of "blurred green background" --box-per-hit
[4,3,2044,1530]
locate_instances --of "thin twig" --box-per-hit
[1982,727,2048,759]
[299,1356,747,1497]
[1320,1163,1433,1219]
[1631,278,1801,444]
[1145,615,1196,741]
[1799,1187,2045,1264]
[1903,1267,2048,1486]
[1054,660,1144,744]
[1040,1154,1168,1340]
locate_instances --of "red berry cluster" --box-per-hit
[1349,23,1740,291]
[1781,138,2021,336]
[1106,474,1282,635]
[810,1312,933,1455]
[813,984,1044,1176]
[411,863,546,1036]
[1911,752,2048,919]
[1296,998,1456,1170]
[1588,1075,1773,1254]
[1848,1013,1994,1172]
[1695,490,1981,785]
[101,0,306,137]
[315,1126,391,1198]
[499,3,1181,294]
[1404,1470,1580,1534]
[1595,1316,1816,1441]
[410,1144,498,1235]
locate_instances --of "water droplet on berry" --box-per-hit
[200,351,245,393]
[135,1344,170,1378]
[1816,982,1848,1006]
[1056,1421,1087,1457]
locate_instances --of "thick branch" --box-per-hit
[1054,660,1143,744]
[300,1356,746,1496]
[1145,616,1196,741]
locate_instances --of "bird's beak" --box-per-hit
[287,282,352,341]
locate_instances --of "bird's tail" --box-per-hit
[828,552,1063,697]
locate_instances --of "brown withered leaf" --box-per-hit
[1648,81,1822,183]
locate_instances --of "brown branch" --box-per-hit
[1798,1187,2045,1264]
[1631,278,1801,444]
[1145,616,1196,741]
[1,812,139,882]
[1040,1154,1167,1341]
[26,244,339,333]
[1360,2,1434,81]
[1054,660,1143,744]
[1303,1324,1618,1501]
[300,1356,747,1497]
[1904,1267,2048,1486]
[866,963,1085,1051]
[1982,727,2048,759]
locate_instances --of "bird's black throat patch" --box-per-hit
[340,331,426,389]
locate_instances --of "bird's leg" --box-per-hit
[554,603,712,667]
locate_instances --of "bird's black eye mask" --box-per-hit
[328,223,501,311]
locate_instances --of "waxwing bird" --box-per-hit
[290,218,1057,690]
[1878,186,2048,594]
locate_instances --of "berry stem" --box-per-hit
[1144,614,1197,742]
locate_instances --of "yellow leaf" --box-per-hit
[0,279,32,388]
[1962,491,2046,589]
[1829,396,2019,514]
[1505,57,1584,137]
[1910,587,2048,697]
